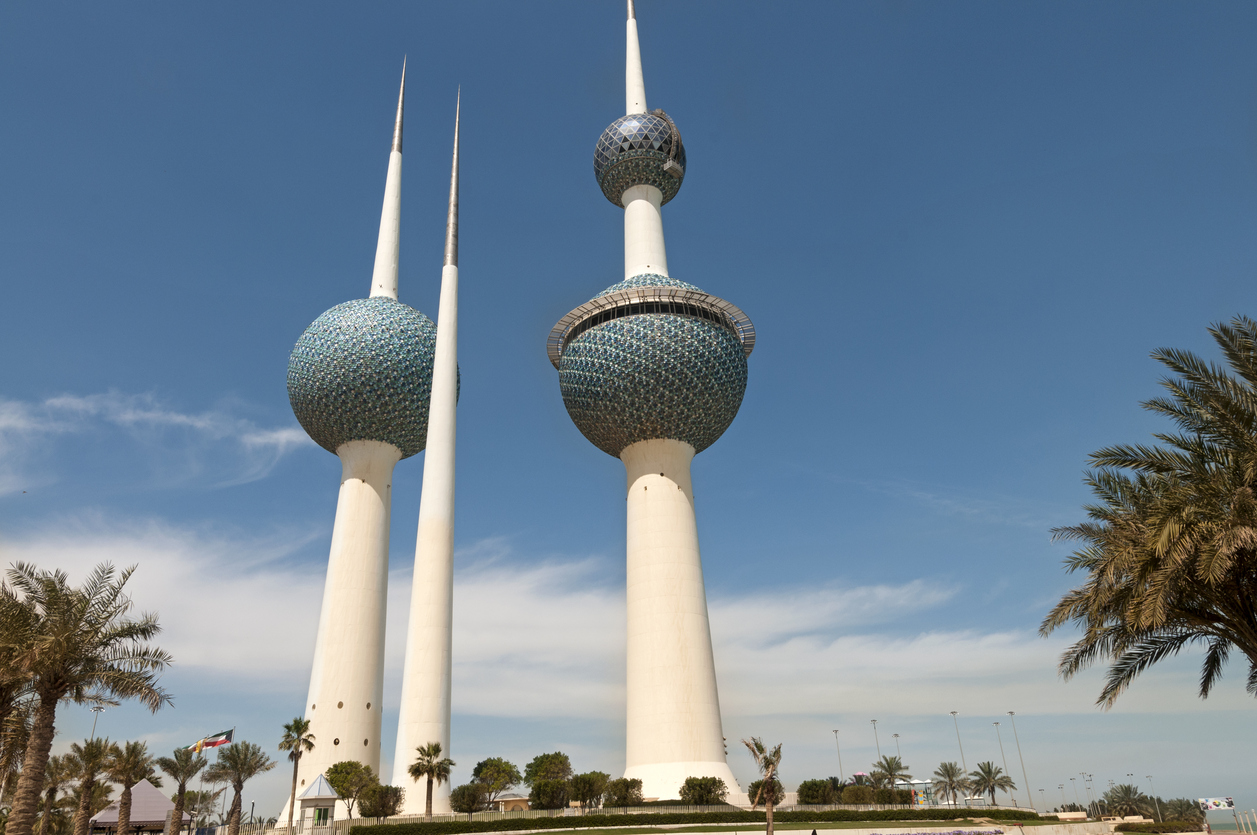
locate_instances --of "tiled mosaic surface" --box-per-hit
[594,113,686,206]
[288,296,438,459]
[558,313,747,458]
[592,272,700,301]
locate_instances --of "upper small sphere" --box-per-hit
[288,297,437,459]
[594,112,686,206]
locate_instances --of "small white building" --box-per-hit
[297,775,340,831]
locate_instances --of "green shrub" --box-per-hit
[841,785,873,804]
[358,784,405,818]
[896,789,913,805]
[527,779,569,810]
[1115,823,1202,833]
[796,779,839,805]
[349,807,1043,835]
[602,778,643,807]
[679,777,728,806]
[872,788,896,804]
[747,778,785,807]
[449,785,486,819]
[570,772,610,811]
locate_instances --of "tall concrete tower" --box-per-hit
[285,64,439,801]
[547,0,755,801]
[393,93,461,816]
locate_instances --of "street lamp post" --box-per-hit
[1039,788,1046,812]
[1146,776,1163,823]
[993,722,1017,808]
[1071,777,1081,809]
[90,706,105,740]
[950,712,967,773]
[1059,784,1067,809]
[871,720,882,760]
[893,733,901,759]
[249,801,255,826]
[832,730,844,782]
[1007,712,1032,813]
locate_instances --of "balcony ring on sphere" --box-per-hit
[594,112,686,206]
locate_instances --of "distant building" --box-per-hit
[89,779,189,835]
[492,794,530,813]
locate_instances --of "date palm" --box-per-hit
[0,586,36,798]
[1043,317,1257,706]
[1165,798,1204,823]
[932,761,969,806]
[68,738,121,835]
[967,761,1014,806]
[1102,783,1150,818]
[38,755,73,835]
[408,742,454,822]
[2,564,172,835]
[204,742,275,835]
[108,741,160,835]
[155,748,205,835]
[277,717,314,834]
[871,755,911,788]
[742,737,783,835]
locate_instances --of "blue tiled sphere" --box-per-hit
[558,276,747,458]
[288,296,437,459]
[594,113,686,206]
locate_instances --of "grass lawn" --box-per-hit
[555,821,1049,834]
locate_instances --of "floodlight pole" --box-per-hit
[1007,712,1032,813]
[892,733,901,760]
[832,730,844,782]
[90,706,105,740]
[993,722,1017,808]
[1146,776,1162,823]
[871,719,881,760]
[950,712,967,773]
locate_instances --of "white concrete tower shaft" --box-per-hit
[623,0,668,280]
[618,0,740,801]
[392,93,460,816]
[289,66,409,816]
[371,60,405,300]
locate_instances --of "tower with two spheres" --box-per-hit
[548,0,755,800]
[285,65,462,814]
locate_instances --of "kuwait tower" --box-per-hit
[547,0,754,800]
[285,65,437,798]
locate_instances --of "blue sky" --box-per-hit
[3,0,1257,819]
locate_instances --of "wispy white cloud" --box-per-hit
[0,390,314,493]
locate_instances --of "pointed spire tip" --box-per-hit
[392,59,406,153]
[444,89,460,268]
[628,0,635,20]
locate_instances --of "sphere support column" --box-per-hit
[296,439,401,813]
[621,438,740,800]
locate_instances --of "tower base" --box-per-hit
[624,760,744,803]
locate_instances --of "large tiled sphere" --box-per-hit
[558,277,747,458]
[594,113,686,206]
[288,297,437,459]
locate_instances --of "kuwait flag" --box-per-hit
[185,729,234,753]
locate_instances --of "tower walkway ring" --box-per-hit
[548,285,755,370]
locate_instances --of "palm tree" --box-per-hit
[871,756,911,788]
[108,742,160,835]
[1043,316,1257,706]
[742,737,783,835]
[2,564,172,835]
[1103,784,1151,818]
[204,743,275,835]
[407,742,454,822]
[1165,798,1204,823]
[38,755,73,835]
[932,762,968,806]
[67,738,121,835]
[277,717,314,834]
[967,762,1014,806]
[183,789,224,828]
[155,748,206,835]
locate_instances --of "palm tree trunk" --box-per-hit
[118,784,135,835]
[227,785,243,835]
[425,777,434,822]
[169,786,187,835]
[287,759,299,834]
[73,777,95,835]
[39,786,58,835]
[6,694,57,835]
[766,798,774,835]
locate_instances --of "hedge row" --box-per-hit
[350,807,1042,835]
[1115,822,1203,833]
